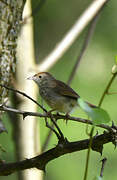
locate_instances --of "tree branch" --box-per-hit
[36,0,109,72]
[23,0,47,24]
[100,158,107,177]
[0,104,115,132]
[0,130,116,176]
[0,84,47,113]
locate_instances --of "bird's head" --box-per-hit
[27,72,55,87]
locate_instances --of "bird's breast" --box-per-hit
[39,87,77,113]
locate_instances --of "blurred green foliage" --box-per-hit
[1,0,117,179]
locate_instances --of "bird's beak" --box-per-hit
[27,75,34,80]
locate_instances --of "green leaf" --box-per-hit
[78,98,111,125]
[78,98,92,112]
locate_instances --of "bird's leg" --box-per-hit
[64,113,70,124]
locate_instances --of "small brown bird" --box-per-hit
[28,72,95,114]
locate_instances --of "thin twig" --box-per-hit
[0,104,115,132]
[100,158,107,177]
[67,13,100,85]
[98,73,117,107]
[44,117,60,140]
[0,84,47,113]
[107,92,117,95]
[49,114,65,141]
[83,126,95,180]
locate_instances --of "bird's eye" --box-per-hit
[39,75,42,78]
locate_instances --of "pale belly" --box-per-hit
[45,95,77,113]
[40,88,78,113]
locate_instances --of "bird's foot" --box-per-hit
[46,109,56,116]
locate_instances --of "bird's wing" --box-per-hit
[51,80,96,107]
[52,80,80,99]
